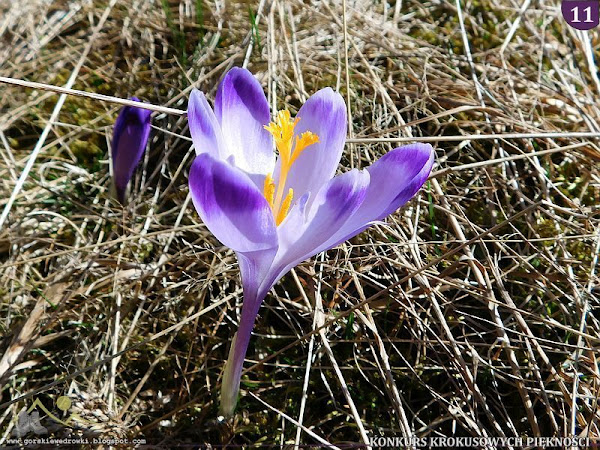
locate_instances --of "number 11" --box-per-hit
[571,6,594,23]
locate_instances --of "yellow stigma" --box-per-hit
[263,110,319,225]
[291,132,320,164]
[264,110,298,143]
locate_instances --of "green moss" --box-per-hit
[70,138,103,171]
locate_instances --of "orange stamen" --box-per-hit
[276,188,294,225]
[263,173,275,208]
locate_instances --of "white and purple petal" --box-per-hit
[262,144,434,294]
[276,88,347,202]
[189,153,278,254]
[215,68,275,183]
[188,89,227,160]
[325,143,435,247]
[265,168,370,292]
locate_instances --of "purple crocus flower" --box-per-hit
[111,97,152,203]
[187,68,434,416]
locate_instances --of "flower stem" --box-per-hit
[219,290,263,416]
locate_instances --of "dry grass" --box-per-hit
[0,0,599,446]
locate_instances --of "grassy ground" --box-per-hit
[1,0,599,446]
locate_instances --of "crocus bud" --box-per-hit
[111,98,152,203]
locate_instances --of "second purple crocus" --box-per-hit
[187,68,435,416]
[111,98,152,203]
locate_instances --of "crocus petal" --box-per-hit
[324,143,435,247]
[188,89,227,160]
[215,68,275,182]
[277,88,347,202]
[265,168,370,291]
[189,153,278,254]
[111,97,152,203]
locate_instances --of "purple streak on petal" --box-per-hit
[276,88,347,202]
[282,169,368,261]
[189,153,278,253]
[188,89,226,160]
[111,97,152,203]
[215,68,275,185]
[353,143,434,221]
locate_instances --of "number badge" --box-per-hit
[562,0,599,30]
